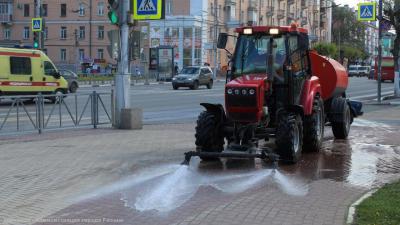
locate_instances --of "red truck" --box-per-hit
[375,56,395,82]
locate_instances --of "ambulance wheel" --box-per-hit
[50,89,65,103]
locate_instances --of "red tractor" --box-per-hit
[183,24,363,165]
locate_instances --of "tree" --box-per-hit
[384,0,400,70]
[332,5,367,51]
[312,42,338,58]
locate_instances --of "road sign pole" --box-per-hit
[115,0,131,128]
[377,0,382,103]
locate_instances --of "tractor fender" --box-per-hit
[301,76,322,116]
[348,100,363,118]
[199,103,226,123]
[284,105,304,118]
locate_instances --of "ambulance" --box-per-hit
[0,47,69,97]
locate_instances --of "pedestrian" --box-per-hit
[135,66,141,77]
[174,63,179,75]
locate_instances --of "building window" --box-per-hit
[60,49,67,61]
[97,26,104,39]
[97,2,104,15]
[79,3,85,16]
[79,49,85,60]
[97,49,104,59]
[23,27,29,39]
[60,26,67,39]
[24,4,29,17]
[0,3,9,14]
[10,57,31,75]
[61,4,66,17]
[4,28,10,40]
[42,4,48,17]
[79,26,85,39]
[44,27,48,39]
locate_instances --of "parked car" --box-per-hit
[358,66,370,77]
[172,66,213,90]
[59,69,79,93]
[348,65,360,77]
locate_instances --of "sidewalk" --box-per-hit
[0,105,399,225]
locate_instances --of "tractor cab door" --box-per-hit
[286,34,308,105]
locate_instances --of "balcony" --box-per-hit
[0,14,12,23]
[301,0,308,9]
[248,1,258,11]
[0,1,13,23]
[225,0,236,5]
[266,7,274,17]
[301,18,307,26]
[277,9,285,19]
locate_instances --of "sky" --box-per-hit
[334,0,360,9]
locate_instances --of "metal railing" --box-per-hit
[0,91,113,134]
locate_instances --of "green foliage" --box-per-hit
[355,181,400,225]
[332,5,367,50]
[341,45,368,62]
[312,42,338,58]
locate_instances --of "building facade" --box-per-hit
[0,0,332,74]
[142,0,332,71]
[0,0,115,73]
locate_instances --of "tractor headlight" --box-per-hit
[249,89,256,95]
[241,89,247,95]
[227,88,233,95]
[234,89,240,95]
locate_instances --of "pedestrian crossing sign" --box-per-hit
[133,0,164,20]
[358,2,376,21]
[32,18,42,32]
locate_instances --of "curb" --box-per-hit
[346,189,378,224]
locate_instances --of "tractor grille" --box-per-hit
[226,95,257,108]
[228,112,257,122]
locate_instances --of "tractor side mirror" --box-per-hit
[217,33,228,49]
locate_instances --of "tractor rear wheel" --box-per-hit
[275,113,303,164]
[331,97,351,139]
[303,97,324,152]
[195,111,224,160]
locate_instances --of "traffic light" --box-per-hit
[107,0,119,25]
[33,32,39,49]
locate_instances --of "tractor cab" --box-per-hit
[219,24,310,83]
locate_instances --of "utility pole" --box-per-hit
[74,29,79,73]
[213,0,218,79]
[115,0,131,126]
[377,0,383,103]
[89,0,93,58]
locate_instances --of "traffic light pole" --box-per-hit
[115,0,131,127]
[34,0,42,49]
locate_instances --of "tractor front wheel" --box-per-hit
[275,113,303,164]
[331,97,351,139]
[195,111,224,160]
[303,97,324,152]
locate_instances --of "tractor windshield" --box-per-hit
[232,34,286,79]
